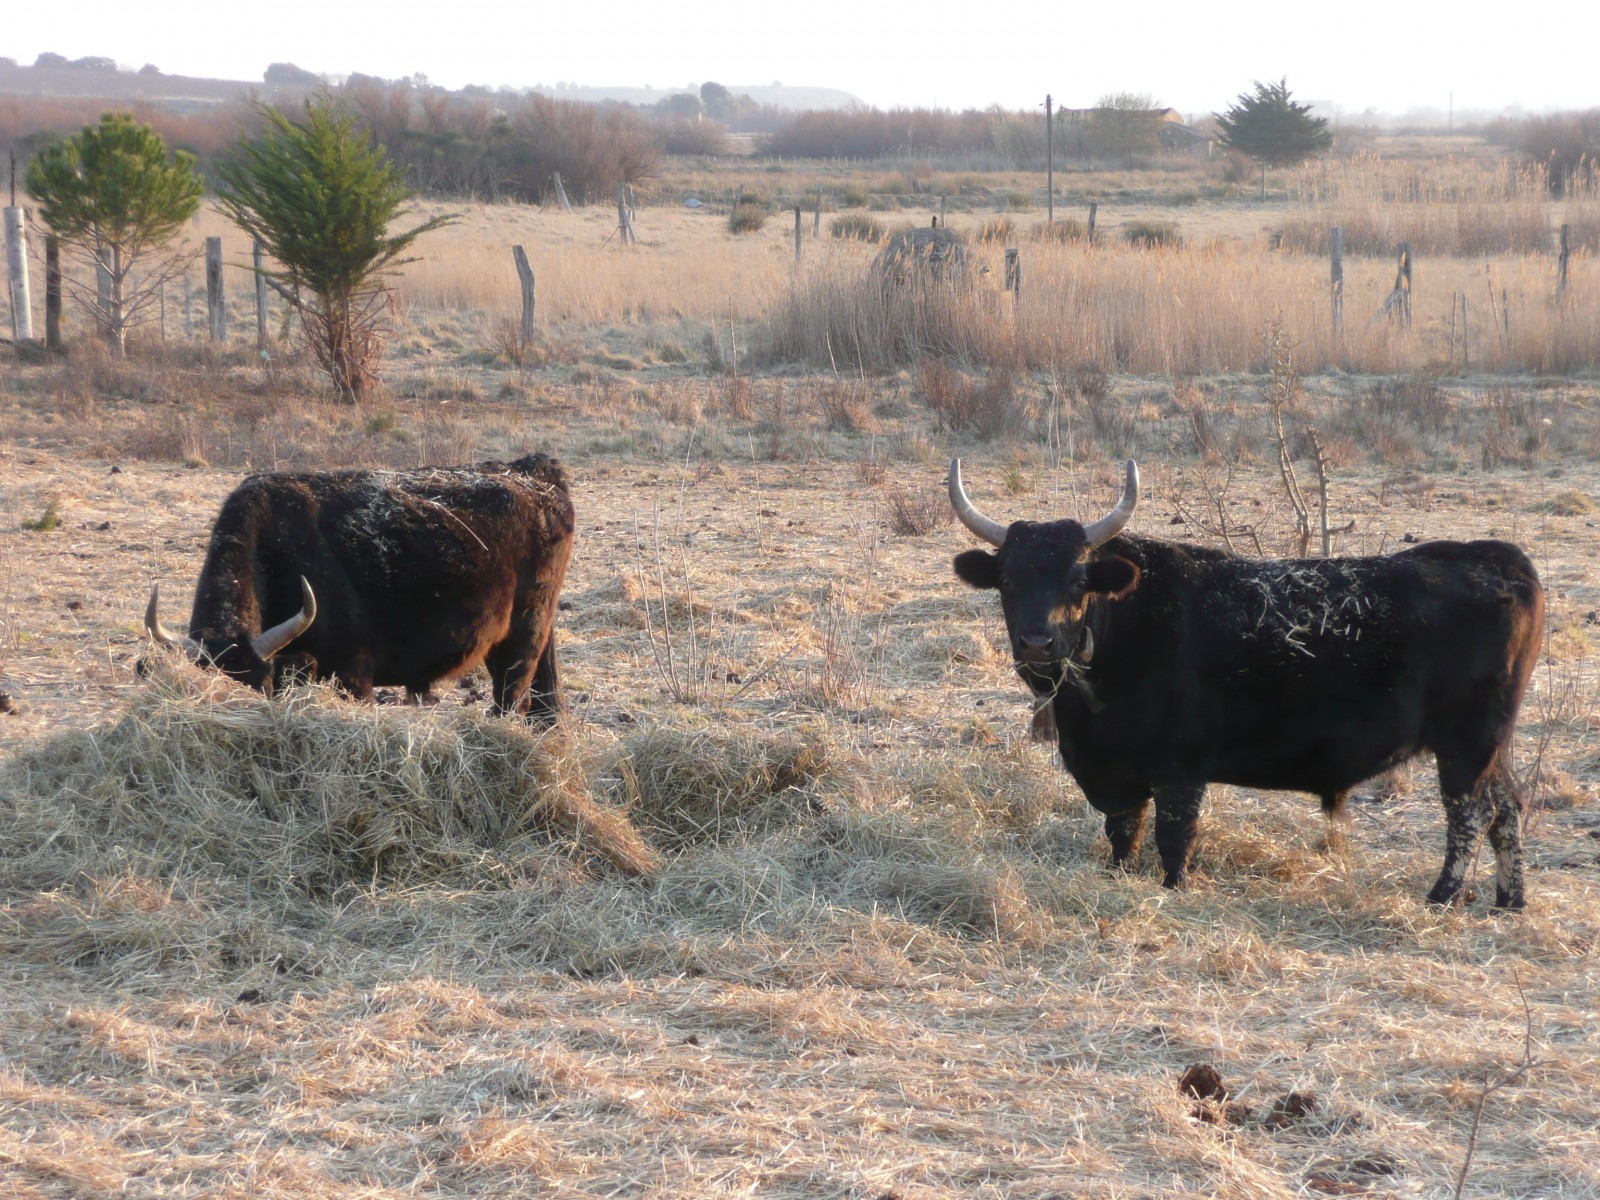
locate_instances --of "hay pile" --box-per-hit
[614,724,835,848]
[872,224,971,286]
[0,657,657,903]
[0,662,1065,983]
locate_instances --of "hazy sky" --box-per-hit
[7,0,1597,117]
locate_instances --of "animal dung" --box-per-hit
[1263,1090,1320,1130]
[1178,1063,1228,1102]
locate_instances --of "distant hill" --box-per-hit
[533,84,863,111]
[0,61,313,110]
[0,62,860,114]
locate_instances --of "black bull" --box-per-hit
[949,459,1545,910]
[144,453,575,723]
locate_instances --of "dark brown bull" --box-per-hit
[949,458,1544,909]
[144,453,574,723]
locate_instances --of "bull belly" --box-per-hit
[1204,736,1419,796]
[371,606,514,690]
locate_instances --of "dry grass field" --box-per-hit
[2,143,1599,1198]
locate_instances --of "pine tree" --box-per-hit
[1215,79,1333,198]
[213,96,455,402]
[26,113,203,356]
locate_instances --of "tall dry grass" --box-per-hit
[396,200,796,328]
[1281,152,1600,256]
[772,234,1597,375]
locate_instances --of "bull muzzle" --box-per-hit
[1016,632,1055,664]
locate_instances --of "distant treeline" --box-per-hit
[3,73,1596,202]
[756,104,1196,165]
[1483,109,1600,196]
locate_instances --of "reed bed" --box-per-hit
[771,234,1597,375]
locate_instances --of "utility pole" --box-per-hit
[1045,94,1054,226]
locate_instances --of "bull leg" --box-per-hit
[487,611,560,726]
[334,654,374,702]
[1152,784,1205,889]
[1103,803,1151,873]
[1321,790,1351,854]
[1430,744,1522,909]
[524,631,562,725]
[487,645,534,717]
[1483,769,1527,911]
[1428,786,1492,908]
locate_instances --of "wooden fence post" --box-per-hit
[4,205,32,342]
[793,206,802,261]
[45,234,61,350]
[253,240,269,347]
[1380,242,1412,327]
[1556,223,1570,304]
[615,184,636,245]
[1398,242,1412,327]
[551,172,572,213]
[814,188,822,237]
[1087,202,1098,244]
[939,195,947,228]
[1004,248,1021,299]
[512,244,536,343]
[1329,225,1344,339]
[205,237,226,342]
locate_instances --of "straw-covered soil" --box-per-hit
[3,405,1598,1197]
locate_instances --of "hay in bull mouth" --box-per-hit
[0,655,658,903]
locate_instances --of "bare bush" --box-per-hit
[830,213,886,243]
[887,485,951,536]
[815,379,877,433]
[919,361,1034,440]
[493,95,659,204]
[1482,386,1546,468]
[1069,365,1138,454]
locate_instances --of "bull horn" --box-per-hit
[251,577,317,660]
[143,583,203,659]
[948,458,1009,547]
[1082,460,1139,549]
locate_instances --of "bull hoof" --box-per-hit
[1492,892,1526,913]
[1425,880,1462,908]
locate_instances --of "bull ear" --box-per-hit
[1085,557,1140,599]
[953,549,1000,589]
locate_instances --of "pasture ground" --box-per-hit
[2,146,1600,1197]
